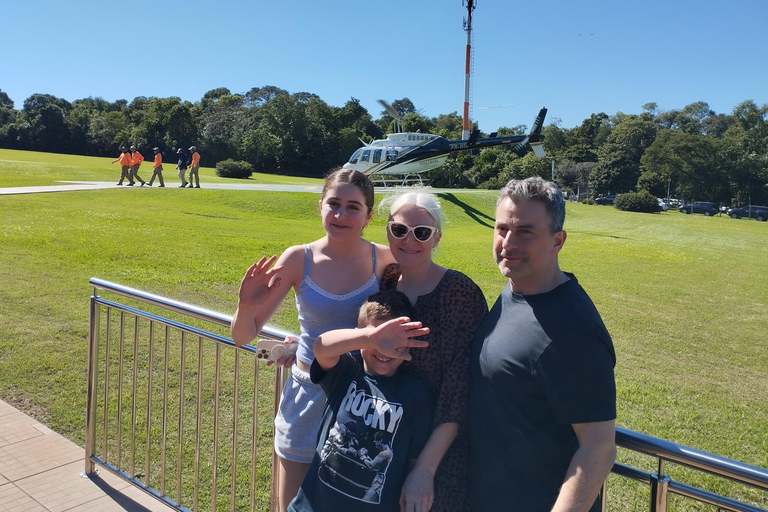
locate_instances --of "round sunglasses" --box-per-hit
[388,221,439,242]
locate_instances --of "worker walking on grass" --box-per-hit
[112,147,133,185]
[129,145,147,186]
[187,146,201,188]
[148,147,165,187]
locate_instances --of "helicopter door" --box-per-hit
[373,149,382,163]
[385,150,398,162]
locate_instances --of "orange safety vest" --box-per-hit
[131,151,144,166]
[190,152,200,167]
[154,153,162,168]
[117,152,132,166]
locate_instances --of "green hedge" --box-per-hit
[613,190,659,213]
[215,159,254,179]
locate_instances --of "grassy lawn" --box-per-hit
[1,149,766,509]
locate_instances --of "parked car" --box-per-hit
[726,205,768,221]
[595,195,616,205]
[678,201,718,216]
[657,198,668,212]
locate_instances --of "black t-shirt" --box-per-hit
[289,354,434,512]
[469,274,616,512]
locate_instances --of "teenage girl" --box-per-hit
[231,169,395,512]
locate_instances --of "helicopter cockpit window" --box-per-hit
[385,150,398,162]
[361,150,370,162]
[349,148,362,164]
[373,149,382,163]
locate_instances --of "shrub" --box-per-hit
[215,159,254,179]
[613,190,659,213]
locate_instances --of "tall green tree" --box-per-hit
[589,115,656,195]
[638,129,728,202]
[563,113,611,162]
[721,100,768,204]
[16,94,71,153]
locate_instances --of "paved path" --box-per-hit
[0,399,177,511]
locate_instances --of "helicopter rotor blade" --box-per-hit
[377,99,401,120]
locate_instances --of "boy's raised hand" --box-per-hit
[238,256,284,307]
[369,317,429,361]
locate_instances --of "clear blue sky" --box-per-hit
[2,0,766,131]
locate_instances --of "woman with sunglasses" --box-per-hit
[231,169,395,512]
[380,189,488,512]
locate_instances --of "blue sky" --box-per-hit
[2,0,767,131]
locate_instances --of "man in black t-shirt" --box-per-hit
[469,177,617,512]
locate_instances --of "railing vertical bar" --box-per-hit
[161,323,170,496]
[84,293,101,474]
[102,309,113,465]
[271,367,285,512]
[249,356,258,512]
[145,321,155,486]
[131,316,139,477]
[650,458,670,512]
[176,332,186,505]
[231,349,240,512]
[211,343,221,511]
[118,311,127,468]
[193,336,204,512]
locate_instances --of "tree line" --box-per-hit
[1,87,766,204]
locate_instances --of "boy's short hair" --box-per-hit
[357,290,415,328]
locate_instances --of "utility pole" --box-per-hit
[462,0,476,140]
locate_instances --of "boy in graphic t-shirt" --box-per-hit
[288,290,434,512]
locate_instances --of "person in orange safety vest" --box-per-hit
[129,145,147,186]
[148,147,165,187]
[186,146,201,188]
[112,147,133,185]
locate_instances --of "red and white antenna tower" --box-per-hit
[462,0,476,140]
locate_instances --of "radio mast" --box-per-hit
[461,0,476,140]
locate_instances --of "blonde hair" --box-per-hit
[379,187,443,231]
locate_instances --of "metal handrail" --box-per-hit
[615,427,768,491]
[609,430,768,512]
[85,278,291,511]
[85,278,768,512]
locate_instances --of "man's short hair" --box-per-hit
[498,177,565,233]
[358,290,415,328]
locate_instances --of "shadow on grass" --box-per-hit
[579,231,628,239]
[438,193,495,228]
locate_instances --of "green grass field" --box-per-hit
[1,149,766,509]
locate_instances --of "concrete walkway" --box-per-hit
[0,399,177,512]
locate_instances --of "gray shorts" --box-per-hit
[273,363,325,463]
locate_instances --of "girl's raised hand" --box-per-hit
[238,256,285,307]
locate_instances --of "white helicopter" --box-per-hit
[343,101,547,185]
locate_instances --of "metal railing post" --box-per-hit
[84,292,100,475]
[650,460,671,512]
[271,366,287,512]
